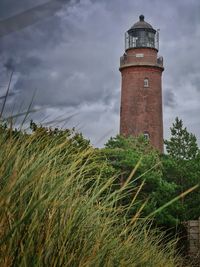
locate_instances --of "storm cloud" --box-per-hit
[0,0,200,146]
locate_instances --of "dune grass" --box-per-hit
[0,125,184,267]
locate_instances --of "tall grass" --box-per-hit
[0,125,184,266]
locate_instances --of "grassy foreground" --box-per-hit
[0,125,183,266]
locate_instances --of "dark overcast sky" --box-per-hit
[0,0,200,146]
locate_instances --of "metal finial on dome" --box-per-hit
[139,15,144,21]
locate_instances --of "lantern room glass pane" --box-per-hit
[125,29,157,49]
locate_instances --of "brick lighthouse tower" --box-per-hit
[120,15,164,152]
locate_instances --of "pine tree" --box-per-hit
[164,117,198,160]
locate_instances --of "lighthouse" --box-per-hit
[119,15,164,152]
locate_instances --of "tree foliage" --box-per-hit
[163,117,200,221]
[103,135,179,226]
[164,117,198,160]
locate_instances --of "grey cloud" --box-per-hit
[163,89,176,108]
[4,56,43,74]
[0,0,200,146]
[4,58,15,71]
[0,92,15,100]
[0,0,79,38]
[1,0,120,112]
[192,76,200,92]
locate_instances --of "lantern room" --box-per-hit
[125,15,159,50]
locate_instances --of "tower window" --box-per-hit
[144,78,149,87]
[144,132,150,140]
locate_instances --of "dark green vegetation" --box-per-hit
[103,118,200,227]
[163,118,200,222]
[0,117,198,266]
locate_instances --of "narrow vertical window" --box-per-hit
[144,132,150,140]
[144,78,149,88]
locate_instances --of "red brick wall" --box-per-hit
[120,48,164,152]
[125,48,158,65]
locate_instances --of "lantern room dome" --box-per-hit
[130,15,154,31]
